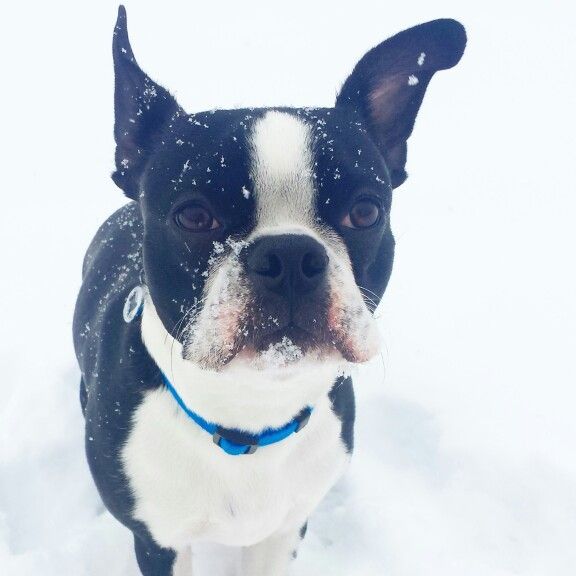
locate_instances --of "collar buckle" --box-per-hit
[212,431,259,455]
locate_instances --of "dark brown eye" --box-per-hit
[342,199,381,229]
[174,204,219,232]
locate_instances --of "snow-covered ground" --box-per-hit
[1,1,576,574]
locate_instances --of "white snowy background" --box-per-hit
[1,0,575,574]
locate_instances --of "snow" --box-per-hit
[255,336,304,369]
[212,241,225,255]
[407,74,419,86]
[1,1,576,575]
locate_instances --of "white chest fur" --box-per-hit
[121,298,351,549]
[122,387,349,549]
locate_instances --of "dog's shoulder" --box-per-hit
[80,201,143,280]
[74,201,143,357]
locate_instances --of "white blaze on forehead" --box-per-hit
[250,111,316,228]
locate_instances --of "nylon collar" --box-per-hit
[160,373,312,456]
[123,285,312,456]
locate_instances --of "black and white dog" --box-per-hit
[73,6,465,575]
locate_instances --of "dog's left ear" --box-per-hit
[112,6,183,199]
[336,19,466,188]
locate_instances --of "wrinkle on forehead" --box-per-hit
[250,111,316,228]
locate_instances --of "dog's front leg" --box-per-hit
[241,525,305,576]
[134,535,192,576]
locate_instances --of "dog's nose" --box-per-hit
[246,234,329,297]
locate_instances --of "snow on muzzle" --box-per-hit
[182,234,380,370]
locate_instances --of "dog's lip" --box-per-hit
[233,325,338,367]
[252,323,317,350]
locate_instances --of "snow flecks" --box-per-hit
[226,237,250,256]
[242,186,251,199]
[212,241,225,255]
[173,159,191,190]
[254,336,304,369]
[408,75,419,86]
[417,51,426,66]
[142,81,157,105]
[207,241,227,269]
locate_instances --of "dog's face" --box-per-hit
[129,107,394,371]
[112,8,465,372]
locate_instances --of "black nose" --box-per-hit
[246,234,329,297]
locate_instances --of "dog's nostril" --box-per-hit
[301,251,328,279]
[253,253,282,278]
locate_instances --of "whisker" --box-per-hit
[358,292,378,313]
[358,285,381,301]
[167,298,208,382]
[357,285,383,317]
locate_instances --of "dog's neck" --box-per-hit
[140,295,350,432]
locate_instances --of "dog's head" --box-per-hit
[112,6,465,372]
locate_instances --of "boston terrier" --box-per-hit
[73,6,465,575]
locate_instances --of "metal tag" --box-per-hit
[123,286,145,323]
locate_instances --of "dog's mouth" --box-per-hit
[182,301,378,371]
[252,323,316,352]
[182,313,329,371]
[235,323,326,368]
[236,329,307,369]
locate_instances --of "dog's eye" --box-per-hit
[174,204,219,232]
[342,199,381,229]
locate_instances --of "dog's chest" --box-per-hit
[122,389,349,549]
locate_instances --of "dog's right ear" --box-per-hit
[336,19,466,189]
[112,6,182,200]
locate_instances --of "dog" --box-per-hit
[73,6,465,575]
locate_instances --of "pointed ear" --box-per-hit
[112,6,182,199]
[336,19,466,188]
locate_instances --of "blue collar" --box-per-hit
[160,373,312,456]
[123,286,312,455]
